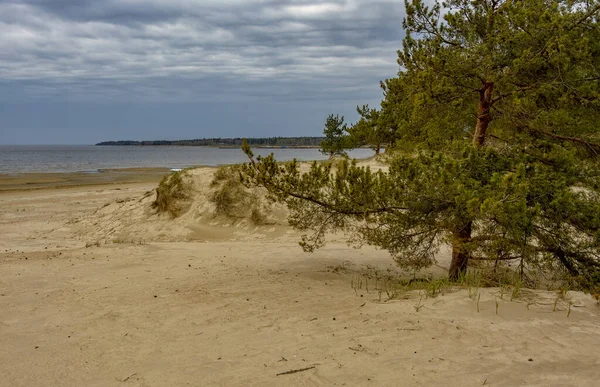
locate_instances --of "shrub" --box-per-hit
[210,178,249,218]
[152,171,190,217]
[209,165,265,224]
[210,164,240,187]
[250,207,266,225]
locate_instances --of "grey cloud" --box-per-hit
[0,0,404,104]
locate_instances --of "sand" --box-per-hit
[1,166,599,387]
[0,168,170,192]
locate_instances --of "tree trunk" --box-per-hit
[449,222,472,281]
[472,82,494,147]
[448,82,493,280]
[375,144,381,155]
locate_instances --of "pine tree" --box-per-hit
[320,114,351,158]
[348,105,397,155]
[242,0,600,287]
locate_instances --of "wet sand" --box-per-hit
[0,168,170,191]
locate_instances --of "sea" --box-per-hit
[0,145,375,174]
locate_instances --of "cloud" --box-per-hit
[0,0,404,103]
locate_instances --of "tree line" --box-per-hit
[96,137,325,147]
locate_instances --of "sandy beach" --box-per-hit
[1,166,599,387]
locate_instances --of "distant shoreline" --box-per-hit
[95,137,326,148]
[96,144,322,149]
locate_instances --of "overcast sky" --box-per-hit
[0,0,404,144]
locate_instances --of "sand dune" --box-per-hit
[1,166,600,386]
[67,167,293,245]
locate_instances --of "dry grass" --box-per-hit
[210,178,249,218]
[209,165,267,225]
[152,170,191,217]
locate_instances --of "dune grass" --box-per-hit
[209,165,267,225]
[152,170,191,217]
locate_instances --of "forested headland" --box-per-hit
[96,137,325,148]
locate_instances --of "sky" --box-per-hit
[0,0,404,144]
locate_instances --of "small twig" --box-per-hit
[276,366,316,376]
[115,373,137,383]
[349,346,366,352]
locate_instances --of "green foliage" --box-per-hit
[242,146,600,284]
[320,114,352,157]
[396,0,600,152]
[152,171,191,217]
[348,104,397,154]
[241,0,600,289]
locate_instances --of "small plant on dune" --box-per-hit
[499,284,509,300]
[352,267,455,302]
[153,170,190,217]
[210,165,268,225]
[511,277,523,301]
[424,278,450,298]
[593,290,600,307]
[210,178,249,218]
[558,284,570,300]
[553,284,573,312]
[85,240,101,248]
[250,207,267,225]
[210,165,240,187]
[383,279,402,300]
[458,271,482,300]
[414,294,425,312]
[351,276,363,295]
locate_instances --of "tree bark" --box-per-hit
[447,82,494,280]
[451,81,493,279]
[472,82,494,147]
[449,222,472,281]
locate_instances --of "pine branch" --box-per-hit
[567,4,600,32]
[533,129,600,155]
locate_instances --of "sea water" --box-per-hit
[0,145,375,174]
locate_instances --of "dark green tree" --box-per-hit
[348,104,397,155]
[320,114,351,158]
[243,0,600,286]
